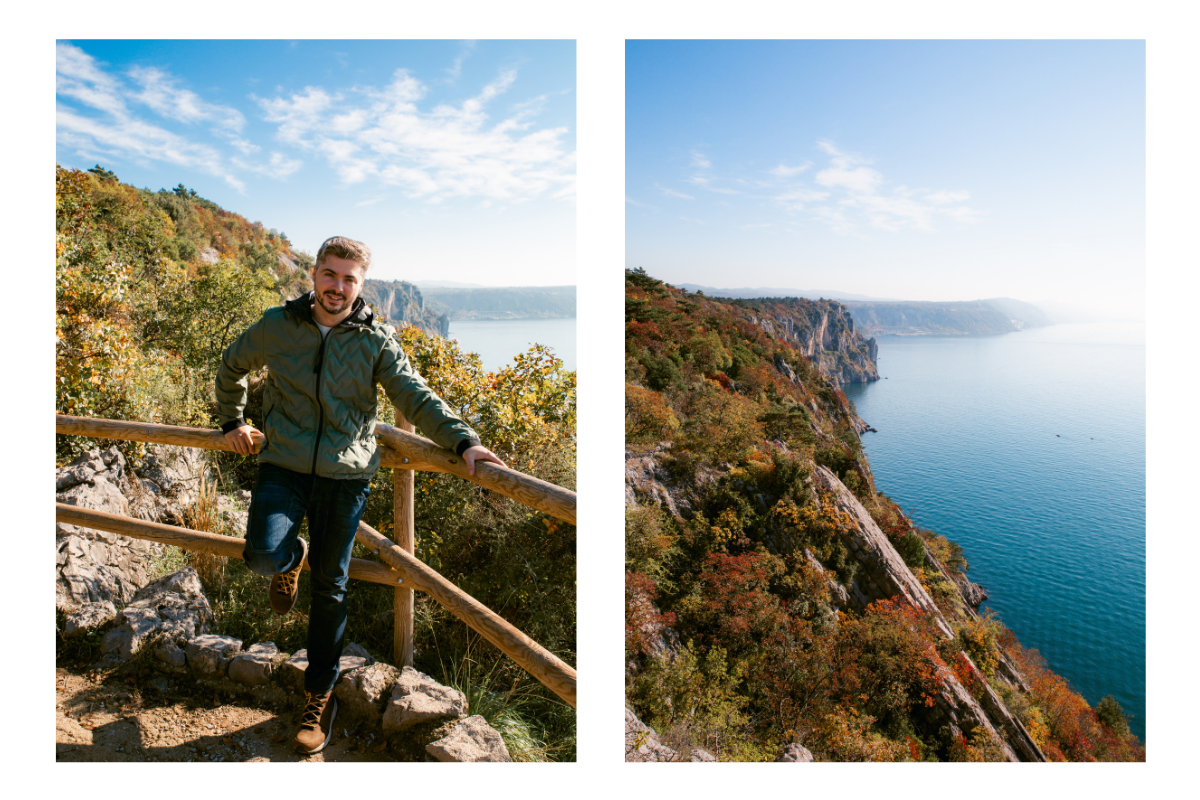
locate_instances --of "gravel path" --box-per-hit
[55,665,402,762]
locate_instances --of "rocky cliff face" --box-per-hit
[742,301,879,384]
[360,280,450,337]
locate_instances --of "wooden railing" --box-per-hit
[55,413,577,709]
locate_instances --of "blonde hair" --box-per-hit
[316,236,372,272]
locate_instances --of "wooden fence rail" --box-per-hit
[54,414,576,525]
[55,413,577,709]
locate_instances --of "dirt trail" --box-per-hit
[55,665,401,762]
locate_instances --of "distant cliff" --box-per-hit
[731,297,879,384]
[360,279,449,337]
[842,298,1052,336]
[421,285,576,320]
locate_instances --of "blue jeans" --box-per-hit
[242,462,371,694]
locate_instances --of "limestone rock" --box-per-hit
[425,715,511,762]
[280,642,374,689]
[100,567,212,660]
[136,444,210,516]
[335,663,401,722]
[805,466,953,638]
[62,600,117,638]
[690,748,717,762]
[186,634,243,678]
[228,643,282,686]
[952,572,989,609]
[776,743,815,762]
[56,449,162,612]
[625,443,725,518]
[382,666,467,733]
[625,707,683,762]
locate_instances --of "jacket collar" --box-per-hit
[285,291,375,330]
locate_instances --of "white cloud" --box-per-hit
[56,42,126,117]
[684,174,740,195]
[232,151,304,181]
[774,188,830,210]
[925,190,971,205]
[257,67,574,203]
[54,42,279,192]
[690,150,711,169]
[773,140,982,235]
[57,102,245,191]
[655,183,694,200]
[769,162,811,178]
[127,66,245,131]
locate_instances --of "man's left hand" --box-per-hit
[462,445,508,476]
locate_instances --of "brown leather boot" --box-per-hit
[294,690,338,754]
[269,538,308,615]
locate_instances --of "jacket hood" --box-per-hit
[284,291,375,329]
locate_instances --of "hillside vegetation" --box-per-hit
[624,268,1142,762]
[56,164,577,759]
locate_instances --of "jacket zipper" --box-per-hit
[310,330,328,475]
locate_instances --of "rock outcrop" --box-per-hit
[56,448,163,612]
[426,715,512,762]
[776,743,816,762]
[624,707,715,762]
[749,302,879,384]
[100,567,213,661]
[359,279,449,337]
[383,667,469,733]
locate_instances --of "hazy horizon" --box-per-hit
[626,40,1145,322]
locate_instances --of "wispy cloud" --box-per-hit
[445,40,476,82]
[626,195,658,210]
[686,174,739,195]
[56,42,574,205]
[795,140,979,234]
[127,66,245,131]
[56,42,273,191]
[655,183,695,200]
[257,67,575,203]
[690,150,711,169]
[769,162,811,178]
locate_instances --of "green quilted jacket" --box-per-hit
[215,293,480,479]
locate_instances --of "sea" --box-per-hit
[842,323,1146,741]
[446,317,577,373]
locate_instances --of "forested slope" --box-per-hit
[624,268,1142,762]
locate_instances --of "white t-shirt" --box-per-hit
[316,322,332,339]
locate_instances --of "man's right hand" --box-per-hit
[224,425,262,456]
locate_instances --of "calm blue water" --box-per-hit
[842,324,1146,741]
[447,318,576,373]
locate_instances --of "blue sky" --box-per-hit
[56,39,576,286]
[626,40,1145,319]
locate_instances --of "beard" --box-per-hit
[315,289,350,317]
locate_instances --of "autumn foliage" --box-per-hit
[624,269,1143,762]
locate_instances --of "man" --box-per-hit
[216,236,505,755]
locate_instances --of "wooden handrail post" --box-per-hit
[394,414,416,667]
[355,520,577,708]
